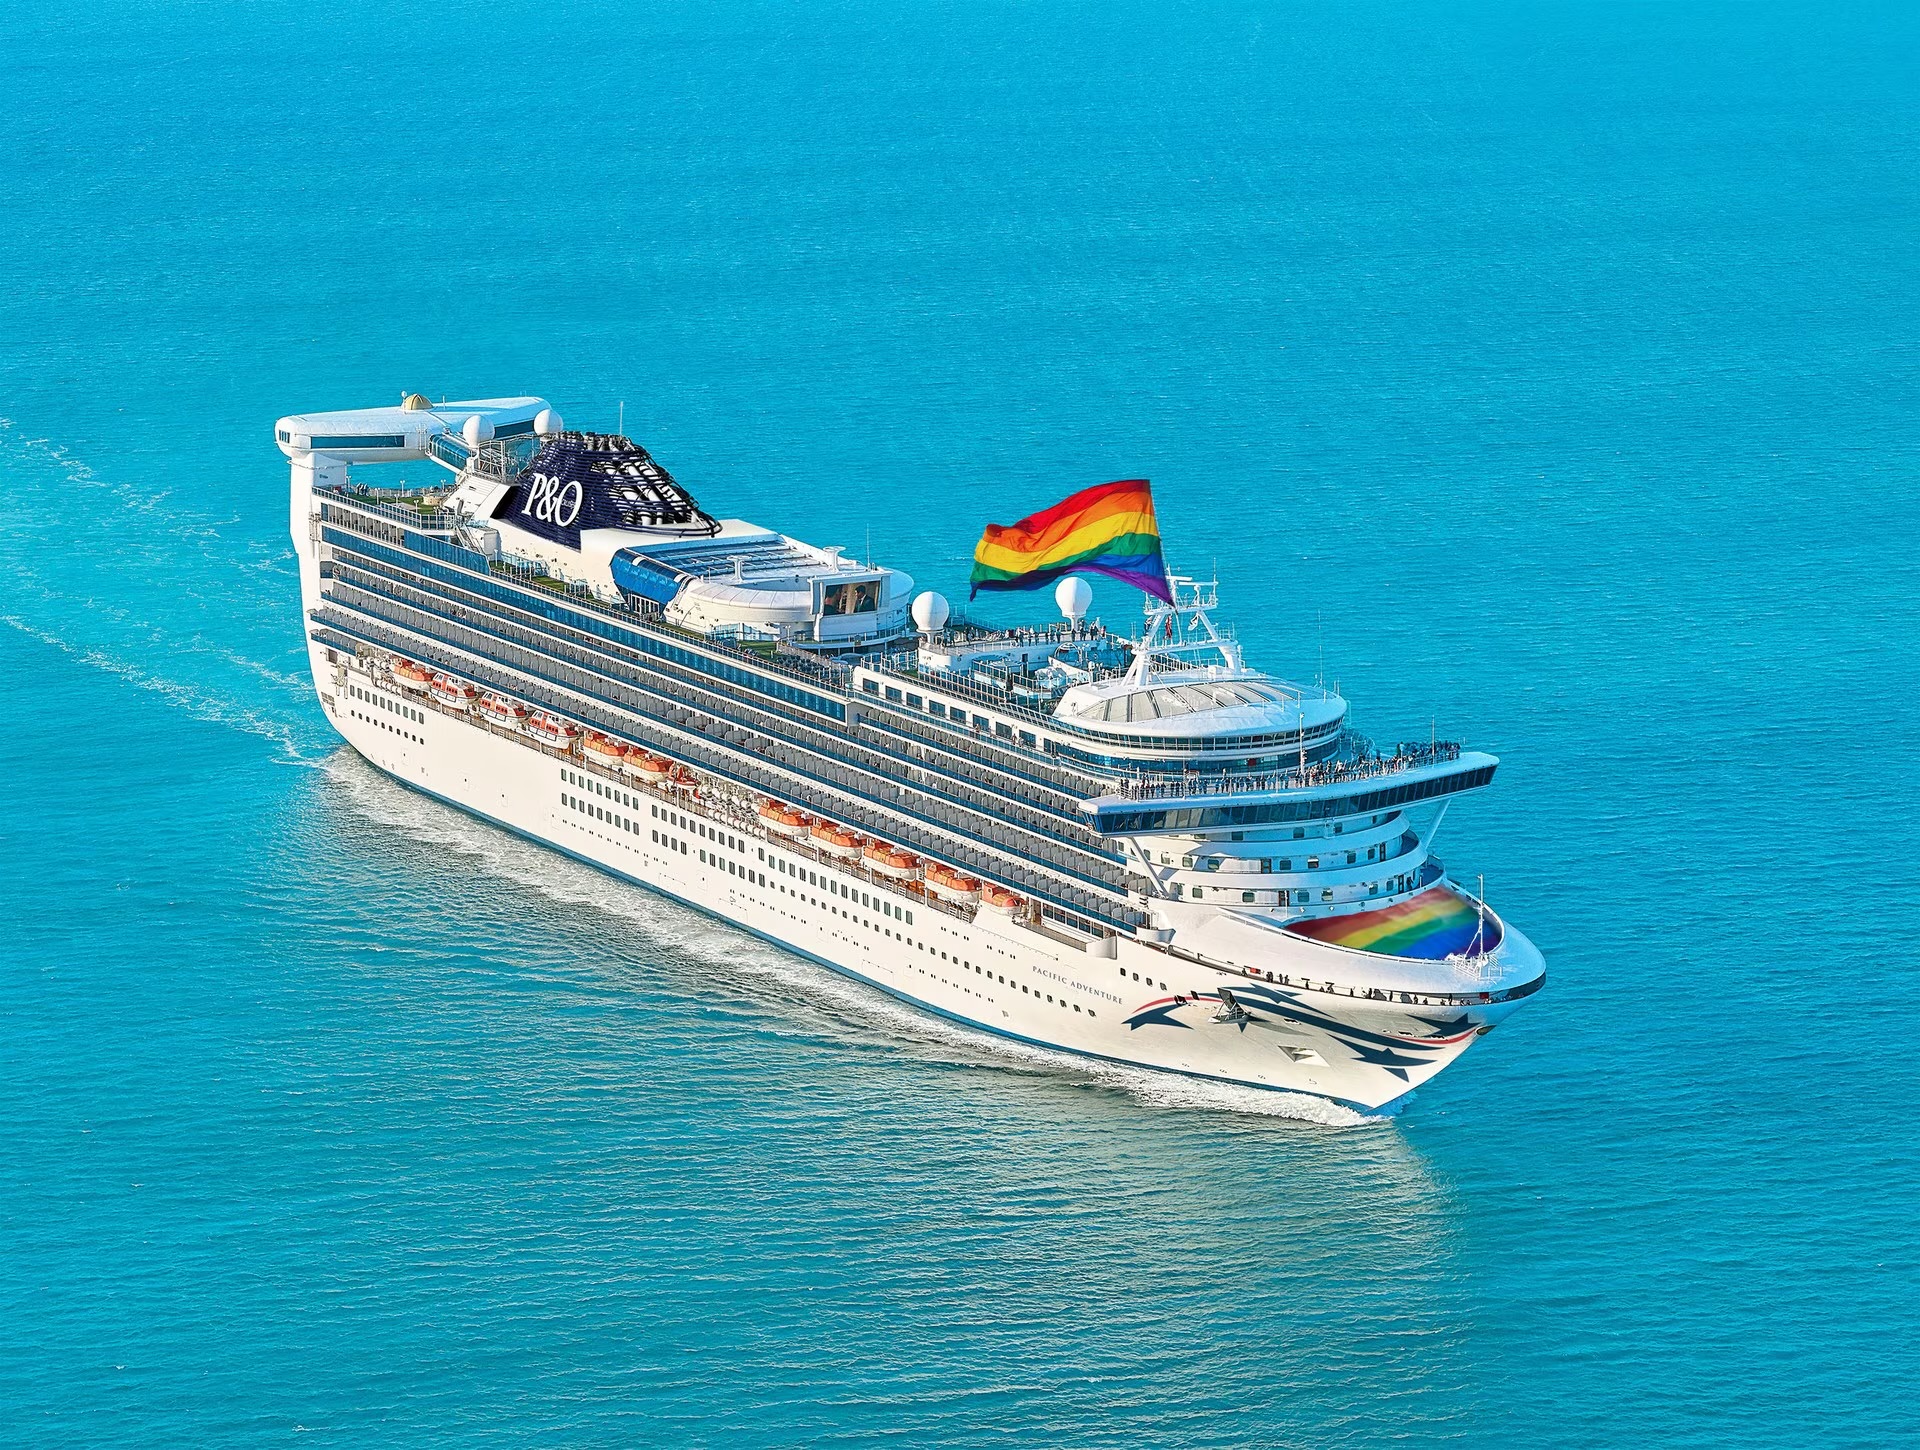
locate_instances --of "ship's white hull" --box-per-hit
[306,641,1534,1112]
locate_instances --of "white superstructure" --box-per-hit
[280,393,1545,1112]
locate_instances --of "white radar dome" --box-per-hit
[911,591,950,633]
[1055,575,1093,624]
[534,407,563,435]
[462,414,495,446]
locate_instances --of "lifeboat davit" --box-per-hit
[477,692,528,728]
[925,862,982,902]
[429,673,476,710]
[809,821,863,859]
[863,841,923,880]
[524,711,579,750]
[582,733,627,772]
[757,800,812,838]
[393,659,434,693]
[981,884,1023,915]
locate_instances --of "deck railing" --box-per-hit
[320,487,854,697]
[314,610,1131,929]
[1114,739,1467,802]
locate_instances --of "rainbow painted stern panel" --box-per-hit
[1285,885,1500,960]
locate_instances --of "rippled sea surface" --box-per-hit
[3,1,1917,1444]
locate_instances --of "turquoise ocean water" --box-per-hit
[3,1,1917,1443]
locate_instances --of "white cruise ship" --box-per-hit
[279,393,1545,1112]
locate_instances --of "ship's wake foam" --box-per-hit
[1,610,315,763]
[327,754,1388,1129]
[0,420,324,764]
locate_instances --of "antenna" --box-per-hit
[618,401,625,436]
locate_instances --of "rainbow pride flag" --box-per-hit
[969,479,1173,603]
[1285,886,1501,961]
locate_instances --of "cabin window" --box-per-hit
[884,687,902,703]
[822,580,879,615]
[906,693,923,708]
[1019,731,1036,747]
[1308,856,1320,869]
[861,679,879,695]
[930,703,946,718]
[1242,892,1255,903]
[995,722,1013,739]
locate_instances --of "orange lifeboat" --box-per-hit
[809,821,863,859]
[582,733,627,772]
[862,841,923,880]
[393,659,434,693]
[429,673,476,710]
[616,744,654,779]
[925,862,982,902]
[981,884,1024,915]
[635,752,673,783]
[757,800,812,838]
[524,711,579,750]
[476,692,527,728]
[667,764,698,794]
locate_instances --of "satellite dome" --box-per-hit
[534,407,564,435]
[462,414,495,446]
[1055,575,1093,624]
[911,591,950,634]
[401,392,431,411]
